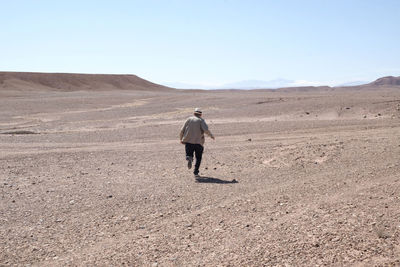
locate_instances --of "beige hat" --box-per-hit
[194,108,202,114]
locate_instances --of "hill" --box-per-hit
[367,76,400,86]
[272,76,400,92]
[0,72,172,92]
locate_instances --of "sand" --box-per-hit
[1,74,400,266]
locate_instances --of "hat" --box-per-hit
[194,108,202,114]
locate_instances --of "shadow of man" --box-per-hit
[195,176,238,184]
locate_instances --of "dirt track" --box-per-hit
[1,88,400,266]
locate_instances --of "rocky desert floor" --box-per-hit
[1,88,400,266]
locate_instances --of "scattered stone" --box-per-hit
[247,138,252,141]
[107,195,113,198]
[376,228,391,239]
[305,112,310,115]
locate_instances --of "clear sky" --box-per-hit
[1,0,399,87]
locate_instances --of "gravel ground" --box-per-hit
[1,88,400,266]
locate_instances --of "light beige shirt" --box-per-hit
[180,116,213,146]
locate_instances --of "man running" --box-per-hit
[180,108,215,177]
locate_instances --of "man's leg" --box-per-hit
[185,143,195,169]
[193,144,204,175]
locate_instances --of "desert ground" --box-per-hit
[1,74,400,266]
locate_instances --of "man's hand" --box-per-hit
[211,136,215,140]
[180,141,185,144]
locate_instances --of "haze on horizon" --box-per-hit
[1,0,399,89]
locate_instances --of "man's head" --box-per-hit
[194,107,202,117]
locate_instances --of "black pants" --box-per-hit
[185,143,204,175]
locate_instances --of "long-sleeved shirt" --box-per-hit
[179,116,213,146]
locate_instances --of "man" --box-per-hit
[180,108,215,177]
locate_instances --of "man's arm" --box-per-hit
[201,120,215,140]
[179,119,189,141]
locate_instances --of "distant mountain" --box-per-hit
[0,72,172,91]
[336,81,368,87]
[163,82,212,89]
[4,72,399,92]
[275,86,332,92]
[220,79,295,89]
[367,76,400,86]
[163,79,296,89]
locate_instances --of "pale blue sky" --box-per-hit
[1,0,399,87]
